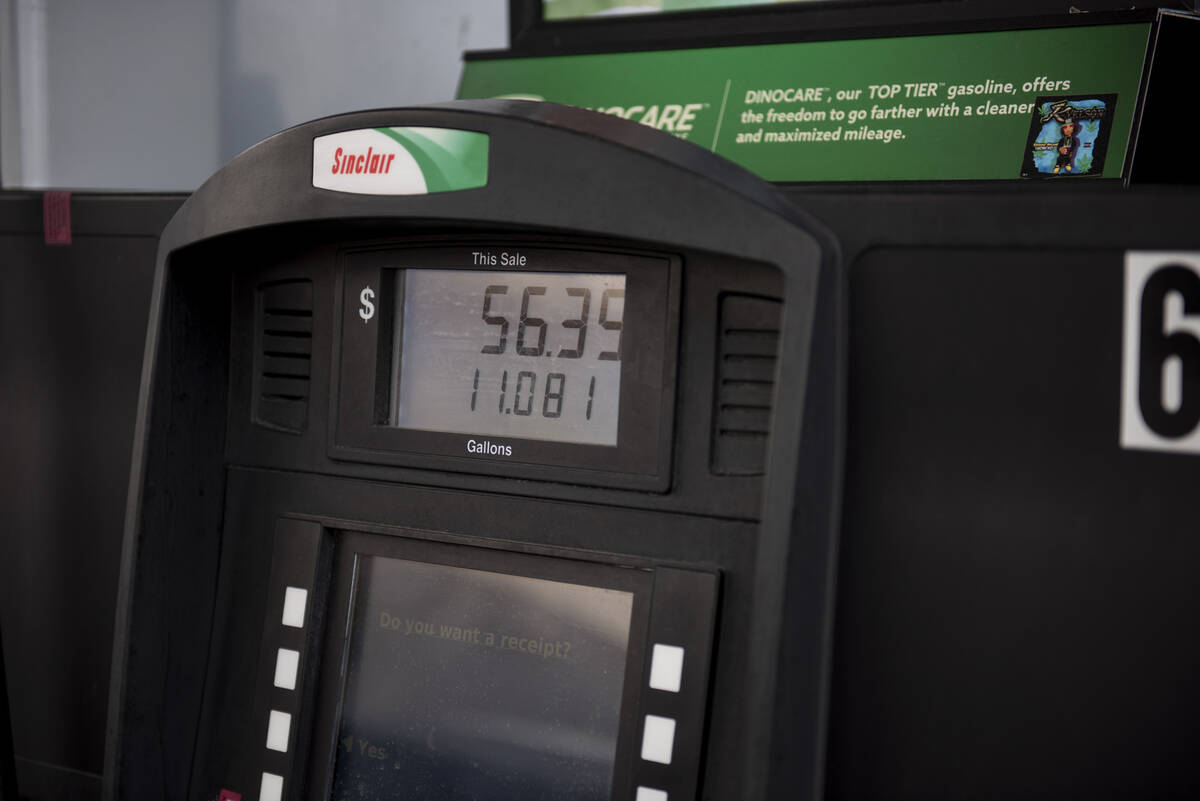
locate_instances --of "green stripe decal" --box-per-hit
[375,127,489,193]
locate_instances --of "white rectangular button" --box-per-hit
[274,648,300,690]
[266,710,291,753]
[640,714,676,765]
[636,787,669,801]
[259,772,283,801]
[649,643,685,693]
[281,586,308,628]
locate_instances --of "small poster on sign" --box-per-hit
[1021,94,1118,178]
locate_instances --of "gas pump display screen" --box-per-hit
[393,269,626,445]
[330,554,634,801]
[336,246,676,488]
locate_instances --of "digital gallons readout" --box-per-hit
[393,269,625,446]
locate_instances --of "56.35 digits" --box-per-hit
[472,283,624,421]
[479,284,624,360]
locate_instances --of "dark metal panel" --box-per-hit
[0,631,17,801]
[1127,11,1200,184]
[0,193,183,801]
[786,189,1200,800]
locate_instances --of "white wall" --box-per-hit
[219,0,506,164]
[1,0,507,190]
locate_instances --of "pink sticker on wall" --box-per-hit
[43,191,72,245]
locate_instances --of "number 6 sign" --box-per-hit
[1121,251,1200,452]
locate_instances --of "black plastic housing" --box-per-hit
[106,101,843,801]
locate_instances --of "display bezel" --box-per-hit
[331,243,679,491]
[303,529,655,801]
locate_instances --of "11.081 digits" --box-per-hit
[470,284,624,420]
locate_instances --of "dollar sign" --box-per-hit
[359,286,375,323]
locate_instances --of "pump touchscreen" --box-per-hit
[330,555,634,801]
[392,269,626,445]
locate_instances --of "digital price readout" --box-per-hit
[334,245,677,488]
[393,270,626,445]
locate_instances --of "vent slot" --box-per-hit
[712,294,781,476]
[253,279,313,433]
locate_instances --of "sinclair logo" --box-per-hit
[330,145,396,176]
[312,127,489,195]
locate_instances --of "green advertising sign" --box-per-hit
[459,23,1151,181]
